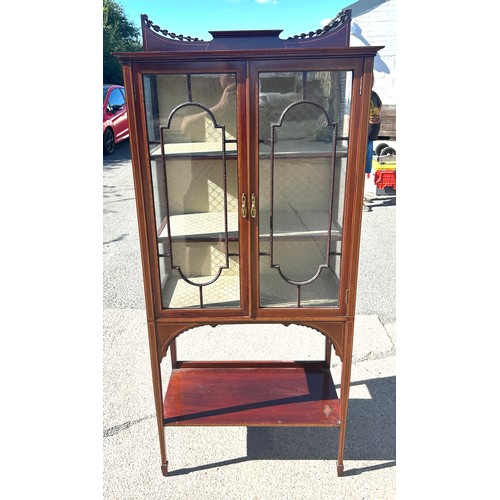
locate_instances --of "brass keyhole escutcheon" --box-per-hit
[250,194,257,218]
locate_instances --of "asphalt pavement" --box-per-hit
[103,139,396,499]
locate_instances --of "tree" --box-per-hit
[103,0,142,84]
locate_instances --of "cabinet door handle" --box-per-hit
[241,194,248,218]
[251,194,257,218]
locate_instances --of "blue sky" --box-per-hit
[117,0,349,41]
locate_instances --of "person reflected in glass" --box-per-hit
[174,74,237,281]
[180,74,237,141]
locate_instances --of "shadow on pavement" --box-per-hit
[365,195,396,209]
[103,139,131,168]
[168,375,396,476]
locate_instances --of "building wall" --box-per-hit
[348,0,396,107]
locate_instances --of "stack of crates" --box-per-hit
[371,143,396,195]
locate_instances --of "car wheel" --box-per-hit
[380,146,396,156]
[103,128,115,155]
[375,143,388,156]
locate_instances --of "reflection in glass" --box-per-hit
[258,70,352,308]
[143,73,240,309]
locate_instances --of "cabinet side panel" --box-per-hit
[343,59,374,318]
[122,64,157,321]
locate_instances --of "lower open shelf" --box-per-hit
[163,361,340,427]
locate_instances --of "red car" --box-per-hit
[103,84,129,154]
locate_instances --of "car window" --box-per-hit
[108,88,126,108]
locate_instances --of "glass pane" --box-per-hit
[258,70,352,308]
[143,73,240,309]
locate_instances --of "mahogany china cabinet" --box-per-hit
[115,9,382,477]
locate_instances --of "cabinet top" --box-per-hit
[139,10,352,51]
[115,10,383,66]
[130,9,362,53]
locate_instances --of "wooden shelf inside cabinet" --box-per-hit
[158,211,342,242]
[163,362,340,427]
[147,140,348,161]
[258,140,348,159]
[149,141,238,161]
[150,151,346,162]
[158,212,239,241]
[162,269,339,309]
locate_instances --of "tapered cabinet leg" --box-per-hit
[147,322,169,475]
[337,417,348,476]
[336,461,344,477]
[161,462,169,476]
[337,418,347,477]
[169,338,178,369]
[337,320,354,477]
[325,336,332,366]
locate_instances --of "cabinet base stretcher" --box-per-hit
[160,360,348,475]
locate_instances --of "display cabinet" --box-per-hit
[115,9,382,476]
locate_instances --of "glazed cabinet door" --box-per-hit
[252,61,357,315]
[140,64,249,313]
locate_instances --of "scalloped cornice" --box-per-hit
[142,14,206,42]
[140,10,352,51]
[287,10,350,40]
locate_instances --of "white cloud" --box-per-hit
[321,18,332,27]
[255,0,278,4]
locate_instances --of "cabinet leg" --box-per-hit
[325,336,332,366]
[169,338,178,369]
[147,323,169,476]
[336,461,344,476]
[337,409,350,474]
[161,462,169,477]
[337,320,354,478]
[337,420,347,477]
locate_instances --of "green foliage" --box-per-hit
[103,0,142,85]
